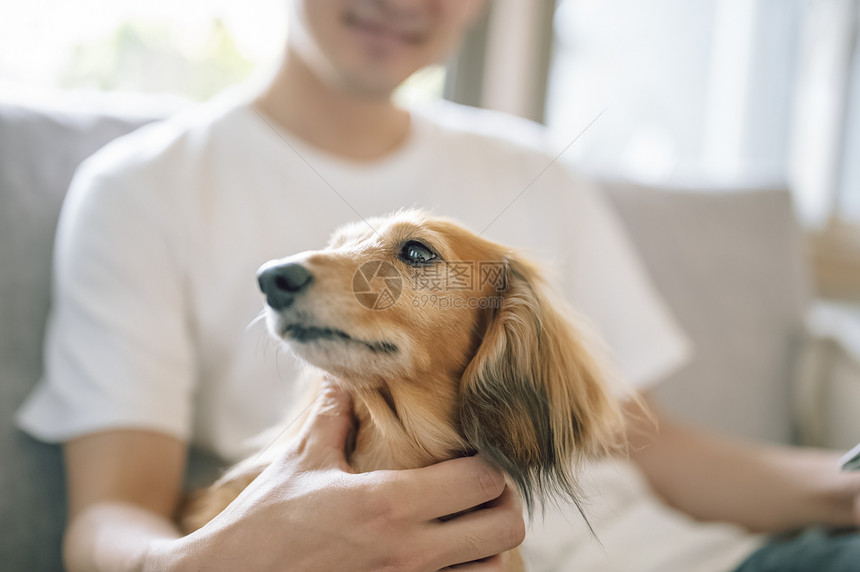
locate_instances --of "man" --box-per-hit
[16,1,860,570]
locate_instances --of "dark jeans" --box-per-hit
[734,527,860,572]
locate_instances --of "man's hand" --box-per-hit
[154,383,525,571]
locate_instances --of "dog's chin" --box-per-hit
[285,341,385,384]
[281,322,398,354]
[265,312,401,383]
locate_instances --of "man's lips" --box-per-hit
[282,323,399,354]
[343,11,424,46]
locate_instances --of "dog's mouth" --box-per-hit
[281,323,398,355]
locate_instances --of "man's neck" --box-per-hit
[253,49,411,161]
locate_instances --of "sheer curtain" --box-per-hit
[546,1,796,182]
[544,0,860,229]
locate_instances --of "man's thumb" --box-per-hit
[298,380,355,467]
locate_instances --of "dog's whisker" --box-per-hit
[246,310,268,332]
[257,329,270,359]
[275,343,285,381]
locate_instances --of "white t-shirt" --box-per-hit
[16,88,763,571]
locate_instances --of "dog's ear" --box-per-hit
[459,254,626,514]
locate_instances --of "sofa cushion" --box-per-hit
[0,99,172,569]
[602,182,813,444]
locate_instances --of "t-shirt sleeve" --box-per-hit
[16,159,196,443]
[561,171,692,391]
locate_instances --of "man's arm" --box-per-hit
[627,393,860,533]
[63,430,187,572]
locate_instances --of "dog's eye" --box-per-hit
[399,241,437,265]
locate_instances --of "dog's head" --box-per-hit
[258,209,625,511]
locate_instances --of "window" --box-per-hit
[546,0,801,187]
[0,1,287,101]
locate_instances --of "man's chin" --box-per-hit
[336,75,402,100]
[329,60,418,98]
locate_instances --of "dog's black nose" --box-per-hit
[257,263,313,310]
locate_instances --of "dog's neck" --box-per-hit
[345,373,469,472]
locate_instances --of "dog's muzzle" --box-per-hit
[257,262,313,310]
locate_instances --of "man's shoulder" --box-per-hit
[78,89,251,186]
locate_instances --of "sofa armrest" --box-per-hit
[795,301,860,450]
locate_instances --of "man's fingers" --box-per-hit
[394,456,507,520]
[430,485,525,569]
[296,380,355,468]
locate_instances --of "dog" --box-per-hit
[180,210,628,569]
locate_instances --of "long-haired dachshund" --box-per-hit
[180,210,627,570]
